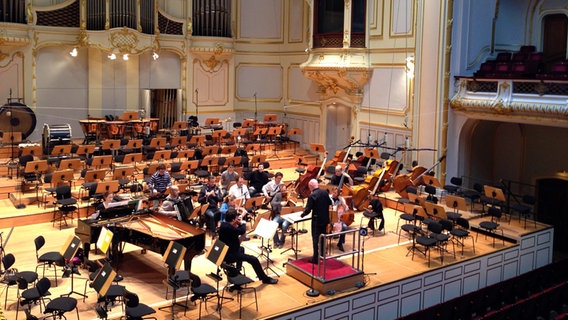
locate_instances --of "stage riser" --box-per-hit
[286,263,365,294]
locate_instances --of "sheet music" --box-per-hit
[283,211,311,224]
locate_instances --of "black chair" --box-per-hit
[477,206,505,247]
[352,166,368,185]
[395,186,417,214]
[510,194,537,229]
[462,183,481,212]
[1,253,38,309]
[450,217,476,256]
[221,266,258,319]
[43,295,79,320]
[19,154,42,193]
[189,282,218,319]
[53,184,78,229]
[16,277,51,319]
[443,177,462,194]
[123,288,156,320]
[424,185,438,204]
[34,236,65,286]
[413,222,439,267]
[396,204,416,242]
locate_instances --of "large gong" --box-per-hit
[0,102,37,140]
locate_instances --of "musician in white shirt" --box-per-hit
[228,177,250,201]
[262,172,284,201]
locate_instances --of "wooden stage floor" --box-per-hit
[0,150,549,319]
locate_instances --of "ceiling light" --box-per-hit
[108,53,117,60]
[152,52,159,60]
[122,54,129,61]
[69,48,78,57]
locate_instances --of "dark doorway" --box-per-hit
[542,14,568,68]
[536,176,568,255]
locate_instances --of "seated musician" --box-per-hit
[92,191,116,219]
[228,177,250,201]
[198,176,223,234]
[149,163,172,198]
[330,165,353,186]
[220,164,239,196]
[248,163,269,197]
[218,209,278,285]
[270,184,290,249]
[158,185,193,222]
[330,186,349,252]
[262,172,284,202]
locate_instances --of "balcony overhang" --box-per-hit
[450,77,568,127]
[300,49,372,104]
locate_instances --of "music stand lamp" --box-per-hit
[205,239,233,310]
[253,218,281,277]
[60,235,86,298]
[159,241,189,314]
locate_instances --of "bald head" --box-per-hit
[308,179,318,191]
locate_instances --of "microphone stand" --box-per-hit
[254,92,258,122]
[306,260,319,297]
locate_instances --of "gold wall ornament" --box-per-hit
[109,27,140,54]
[0,51,7,61]
[27,3,33,24]
[78,30,89,47]
[204,55,220,70]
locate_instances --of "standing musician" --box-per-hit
[330,186,349,252]
[218,209,278,284]
[330,165,353,186]
[270,183,290,248]
[262,172,284,202]
[149,163,172,208]
[198,176,223,234]
[300,179,332,264]
[158,185,193,222]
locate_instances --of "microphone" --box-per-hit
[253,92,257,98]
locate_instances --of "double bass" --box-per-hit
[393,155,446,198]
[337,160,355,226]
[295,152,328,198]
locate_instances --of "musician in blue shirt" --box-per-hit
[149,163,172,196]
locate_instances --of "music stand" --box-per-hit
[225,156,241,168]
[204,118,220,126]
[483,185,506,202]
[95,180,120,195]
[152,150,172,162]
[205,239,233,308]
[267,126,282,157]
[24,160,49,204]
[188,135,205,147]
[287,128,302,153]
[263,114,277,122]
[149,137,167,150]
[159,241,189,313]
[363,147,379,160]
[176,149,195,161]
[245,143,261,155]
[282,210,310,260]
[423,176,442,188]
[112,166,135,191]
[423,202,448,220]
[75,144,95,157]
[310,143,326,165]
[170,136,187,148]
[50,144,72,158]
[121,111,138,121]
[172,121,187,131]
[250,154,266,167]
[91,262,117,303]
[91,155,113,169]
[445,194,467,221]
[123,139,143,151]
[212,130,227,146]
[59,158,83,172]
[101,139,120,152]
[2,131,22,168]
[253,218,280,275]
[83,169,107,182]
[221,145,237,155]
[60,235,86,298]
[19,144,43,157]
[242,119,256,128]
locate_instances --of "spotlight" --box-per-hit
[122,54,129,61]
[69,48,78,57]
[108,53,117,60]
[152,51,159,60]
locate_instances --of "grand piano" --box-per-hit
[75,208,206,272]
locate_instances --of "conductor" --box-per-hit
[300,179,332,264]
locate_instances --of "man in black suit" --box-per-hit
[218,209,278,284]
[301,179,332,264]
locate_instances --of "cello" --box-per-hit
[336,160,355,226]
[295,152,328,198]
[393,155,446,198]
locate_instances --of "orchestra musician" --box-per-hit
[220,164,239,196]
[149,163,172,207]
[218,209,278,285]
[198,175,223,235]
[228,177,250,201]
[270,183,290,249]
[158,185,193,222]
[262,172,284,202]
[330,186,349,252]
[248,163,269,197]
[92,191,116,220]
[330,165,353,186]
